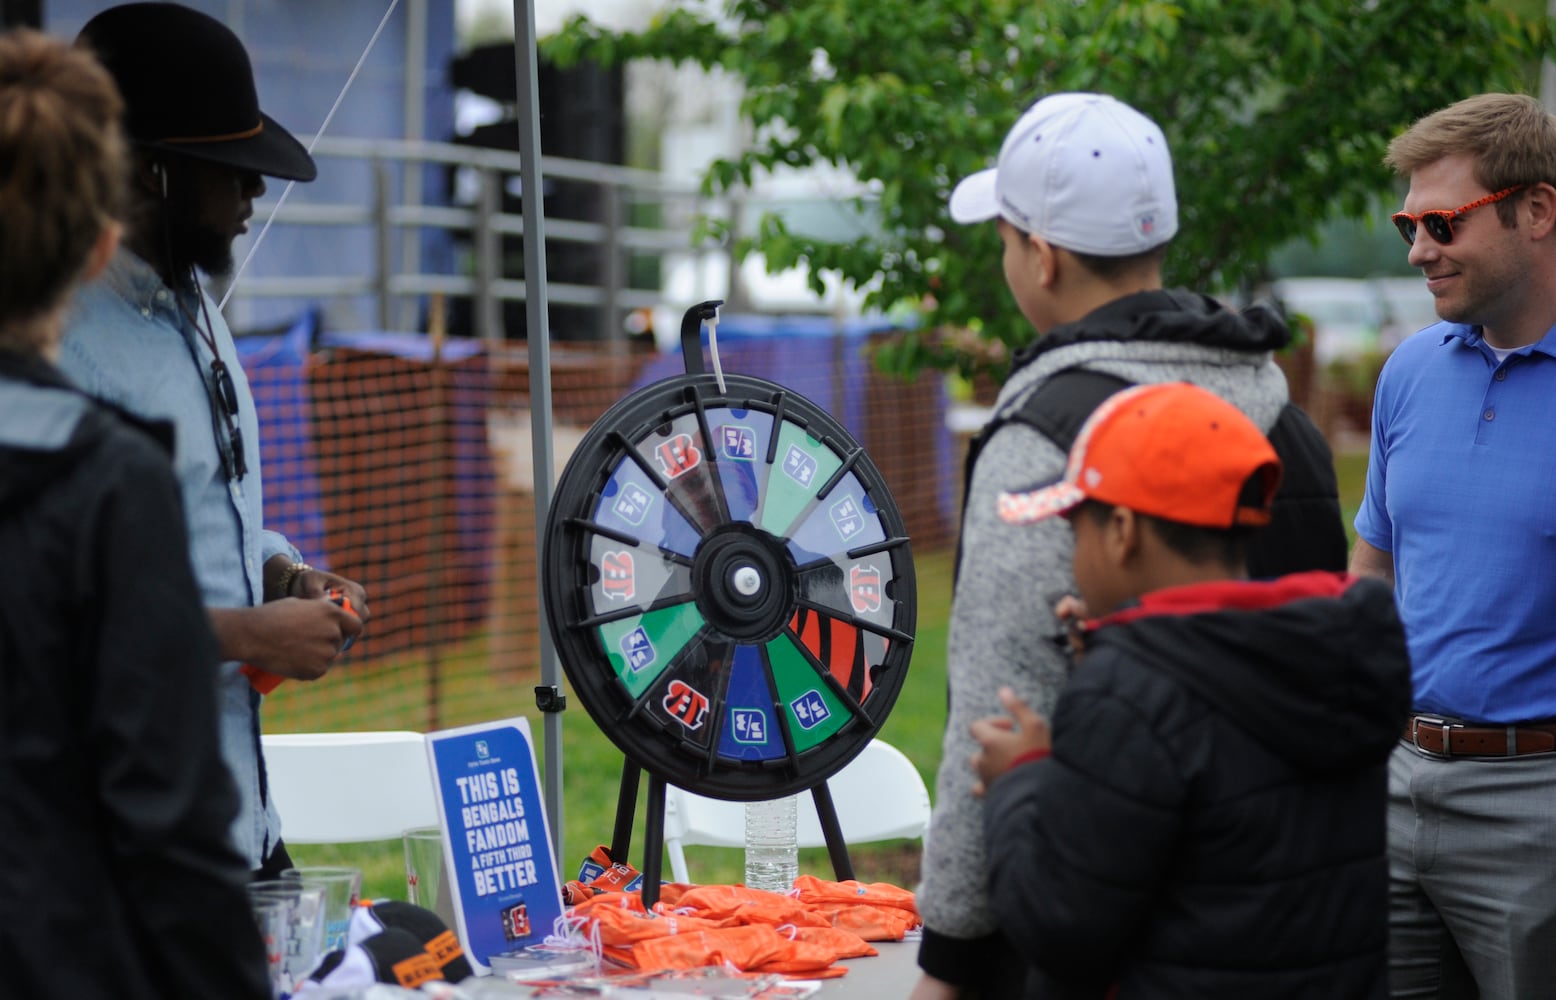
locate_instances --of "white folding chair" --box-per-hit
[661,738,931,884]
[262,730,439,843]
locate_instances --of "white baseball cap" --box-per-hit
[948,92,1178,256]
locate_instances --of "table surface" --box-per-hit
[817,938,920,997]
[474,937,921,997]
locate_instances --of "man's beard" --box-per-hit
[164,213,235,280]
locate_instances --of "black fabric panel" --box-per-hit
[1251,403,1349,577]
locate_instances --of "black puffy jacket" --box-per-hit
[0,352,269,1000]
[984,572,1410,999]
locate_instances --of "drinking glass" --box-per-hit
[282,865,361,952]
[403,825,459,928]
[248,896,288,998]
[248,880,327,990]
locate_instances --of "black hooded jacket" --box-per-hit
[1016,287,1292,359]
[983,572,1410,999]
[0,352,269,999]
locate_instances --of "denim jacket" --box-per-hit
[61,249,297,868]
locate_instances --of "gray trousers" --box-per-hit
[1388,743,1556,998]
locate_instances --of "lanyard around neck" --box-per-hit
[171,274,248,481]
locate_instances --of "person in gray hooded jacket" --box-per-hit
[909,93,1347,1000]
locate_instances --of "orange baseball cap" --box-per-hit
[997,382,1282,529]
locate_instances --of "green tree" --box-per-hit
[546,0,1552,378]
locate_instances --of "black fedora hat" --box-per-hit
[77,3,316,182]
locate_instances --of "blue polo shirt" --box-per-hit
[1356,321,1556,723]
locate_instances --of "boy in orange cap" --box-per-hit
[970,382,1409,999]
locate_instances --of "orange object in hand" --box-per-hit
[240,587,358,694]
[329,588,357,651]
[238,663,286,695]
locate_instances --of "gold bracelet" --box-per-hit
[274,561,313,598]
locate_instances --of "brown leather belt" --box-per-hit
[1403,716,1556,758]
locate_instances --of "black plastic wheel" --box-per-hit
[542,371,916,801]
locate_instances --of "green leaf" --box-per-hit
[547,0,1551,378]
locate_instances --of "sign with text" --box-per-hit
[426,717,562,974]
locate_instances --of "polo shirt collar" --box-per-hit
[1441,321,1556,361]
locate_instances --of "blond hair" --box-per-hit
[0,29,126,346]
[1385,93,1556,228]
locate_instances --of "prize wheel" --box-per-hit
[543,365,915,802]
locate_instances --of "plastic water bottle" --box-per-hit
[744,795,799,892]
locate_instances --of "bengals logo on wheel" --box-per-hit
[661,679,710,731]
[600,550,635,601]
[654,433,702,479]
[850,564,882,614]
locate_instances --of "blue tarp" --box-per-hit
[636,314,899,432]
[235,309,330,565]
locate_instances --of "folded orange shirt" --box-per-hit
[583,900,723,947]
[791,925,878,960]
[791,875,919,914]
[567,874,919,977]
[666,884,830,928]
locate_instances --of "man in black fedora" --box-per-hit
[62,3,371,879]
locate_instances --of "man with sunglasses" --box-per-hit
[1351,92,1556,999]
[60,3,370,880]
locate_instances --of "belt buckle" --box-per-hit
[1410,715,1455,756]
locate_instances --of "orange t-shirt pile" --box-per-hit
[567,874,920,980]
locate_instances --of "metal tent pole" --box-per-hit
[399,0,427,330]
[511,0,564,874]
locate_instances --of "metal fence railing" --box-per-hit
[226,134,720,347]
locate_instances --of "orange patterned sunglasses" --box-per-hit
[1392,185,1526,246]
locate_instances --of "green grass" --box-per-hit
[286,547,955,900]
[1335,447,1368,542]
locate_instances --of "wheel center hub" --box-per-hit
[692,527,792,642]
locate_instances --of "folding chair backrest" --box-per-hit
[262,730,438,844]
[662,738,931,884]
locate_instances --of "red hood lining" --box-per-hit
[1090,571,1356,632]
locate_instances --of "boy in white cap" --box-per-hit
[969,381,1407,998]
[911,93,1347,999]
